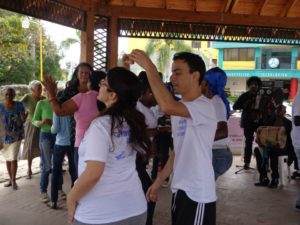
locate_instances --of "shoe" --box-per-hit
[291,171,300,180]
[244,163,250,170]
[59,190,67,200]
[26,171,32,179]
[268,179,279,188]
[254,178,269,187]
[12,183,18,190]
[50,202,57,209]
[3,181,12,187]
[296,204,300,212]
[40,192,50,203]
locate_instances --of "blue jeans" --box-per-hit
[74,147,79,178]
[39,132,55,193]
[51,144,77,203]
[212,147,233,180]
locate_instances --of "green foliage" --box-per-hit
[60,30,80,50]
[0,9,62,84]
[228,95,238,103]
[145,39,192,77]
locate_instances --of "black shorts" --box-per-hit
[171,190,216,225]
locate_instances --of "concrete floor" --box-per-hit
[0,156,299,225]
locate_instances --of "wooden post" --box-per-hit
[107,16,118,69]
[80,2,94,65]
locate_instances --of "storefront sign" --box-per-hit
[225,69,300,78]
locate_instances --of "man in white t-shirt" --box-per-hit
[291,90,300,211]
[129,50,217,225]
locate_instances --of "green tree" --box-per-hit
[145,39,192,78]
[60,30,81,50]
[0,11,31,84]
[0,9,63,84]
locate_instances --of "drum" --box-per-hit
[255,126,287,149]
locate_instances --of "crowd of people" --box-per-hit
[0,49,299,225]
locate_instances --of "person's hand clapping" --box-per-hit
[42,75,58,99]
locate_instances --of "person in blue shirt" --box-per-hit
[50,91,77,209]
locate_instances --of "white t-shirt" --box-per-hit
[151,104,165,121]
[212,95,228,148]
[74,116,147,224]
[171,95,217,203]
[291,91,300,148]
[136,101,157,129]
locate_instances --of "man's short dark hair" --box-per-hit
[173,52,206,85]
[138,71,150,95]
[246,76,262,87]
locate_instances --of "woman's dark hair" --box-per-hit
[103,67,151,159]
[90,70,106,92]
[66,62,93,91]
[246,76,262,87]
[90,71,107,112]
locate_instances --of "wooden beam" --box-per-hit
[228,0,239,13]
[163,0,166,9]
[107,16,118,69]
[80,1,94,65]
[58,0,91,10]
[192,0,197,12]
[95,5,300,30]
[256,0,269,15]
[280,0,298,17]
[222,0,233,13]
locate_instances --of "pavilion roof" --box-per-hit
[1,0,300,41]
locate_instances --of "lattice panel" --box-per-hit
[0,0,86,30]
[119,19,300,45]
[94,16,108,71]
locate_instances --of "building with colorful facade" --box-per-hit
[213,42,299,99]
[125,38,299,100]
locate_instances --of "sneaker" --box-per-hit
[244,163,250,170]
[291,171,300,180]
[59,190,67,200]
[50,202,57,209]
[254,178,270,187]
[40,192,49,203]
[268,179,279,188]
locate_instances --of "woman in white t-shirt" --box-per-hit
[202,67,233,179]
[67,67,151,225]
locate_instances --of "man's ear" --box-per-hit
[192,71,200,82]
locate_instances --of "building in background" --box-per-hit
[213,42,299,100]
[126,38,299,100]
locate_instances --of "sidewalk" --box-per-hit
[0,156,299,225]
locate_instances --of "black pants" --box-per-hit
[151,132,173,180]
[254,146,287,180]
[136,156,156,225]
[243,123,259,164]
[171,190,216,225]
